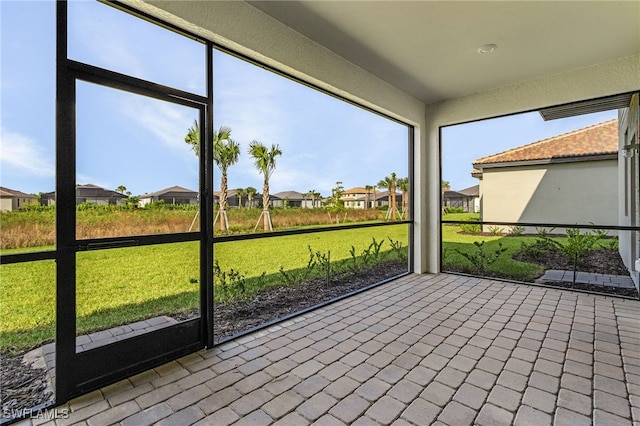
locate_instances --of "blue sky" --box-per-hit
[1,1,618,197]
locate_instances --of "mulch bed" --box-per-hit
[173,260,409,342]
[513,247,631,276]
[446,247,638,298]
[1,352,52,422]
[514,247,638,298]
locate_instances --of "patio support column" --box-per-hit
[418,108,442,274]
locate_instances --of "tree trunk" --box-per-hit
[262,178,270,231]
[391,183,397,220]
[219,171,229,231]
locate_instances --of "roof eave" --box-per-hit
[473,153,618,170]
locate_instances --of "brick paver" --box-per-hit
[16,273,640,426]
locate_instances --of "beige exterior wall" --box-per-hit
[479,159,618,234]
[0,198,13,212]
[618,93,640,288]
[131,1,639,273]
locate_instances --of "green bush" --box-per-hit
[214,260,247,304]
[488,226,504,236]
[459,222,481,234]
[444,206,464,214]
[508,225,525,236]
[454,240,507,271]
[560,227,603,263]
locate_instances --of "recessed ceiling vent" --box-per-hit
[539,93,634,121]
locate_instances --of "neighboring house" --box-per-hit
[341,187,368,209]
[362,190,402,209]
[139,186,198,207]
[41,184,128,206]
[222,189,278,208]
[0,187,38,211]
[343,187,387,209]
[271,191,321,208]
[443,185,480,213]
[272,191,303,208]
[213,189,239,208]
[472,119,619,233]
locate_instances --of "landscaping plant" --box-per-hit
[560,227,604,264]
[214,260,247,304]
[455,240,507,272]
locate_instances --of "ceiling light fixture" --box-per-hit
[477,44,497,54]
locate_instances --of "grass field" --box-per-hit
[0,224,408,353]
[0,207,386,250]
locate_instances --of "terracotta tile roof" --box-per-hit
[343,187,368,194]
[473,119,618,166]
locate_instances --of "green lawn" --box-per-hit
[442,213,545,280]
[0,224,408,352]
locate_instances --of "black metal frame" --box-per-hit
[441,220,640,232]
[52,0,215,402]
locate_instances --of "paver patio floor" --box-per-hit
[15,273,640,425]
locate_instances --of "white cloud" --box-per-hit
[0,128,54,177]
[76,173,114,191]
[122,98,197,153]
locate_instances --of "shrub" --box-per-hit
[560,227,603,263]
[459,222,481,234]
[444,206,464,214]
[518,228,561,260]
[600,236,619,250]
[279,245,318,286]
[454,241,507,271]
[488,226,504,236]
[508,225,525,236]
[214,260,246,304]
[388,237,407,262]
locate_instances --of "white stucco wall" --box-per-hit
[479,160,618,234]
[618,93,640,289]
[128,0,639,274]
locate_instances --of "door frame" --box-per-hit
[55,1,214,402]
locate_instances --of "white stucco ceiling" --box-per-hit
[248,1,640,105]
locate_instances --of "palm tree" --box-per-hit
[214,130,240,231]
[184,121,240,231]
[397,177,409,218]
[442,179,450,215]
[248,141,282,231]
[235,188,246,208]
[304,189,321,208]
[246,186,257,209]
[312,190,322,208]
[116,185,127,194]
[364,185,373,209]
[372,185,377,209]
[378,172,399,220]
[184,121,199,155]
